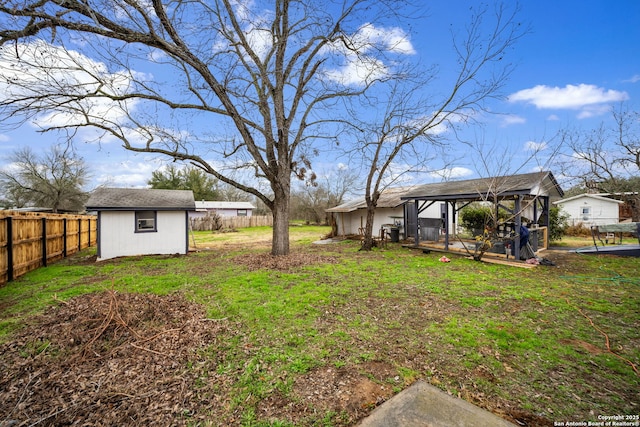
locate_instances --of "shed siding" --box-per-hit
[98,210,187,261]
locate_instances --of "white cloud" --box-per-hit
[0,40,140,130]
[429,167,473,180]
[525,140,547,151]
[546,114,560,121]
[623,74,640,83]
[148,49,168,62]
[322,23,414,87]
[508,84,628,109]
[576,104,612,119]
[94,159,160,188]
[355,23,416,55]
[500,115,526,127]
[323,56,388,86]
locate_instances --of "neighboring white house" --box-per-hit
[553,193,624,227]
[86,188,195,261]
[326,186,445,239]
[191,201,255,218]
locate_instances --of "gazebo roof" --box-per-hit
[401,171,564,202]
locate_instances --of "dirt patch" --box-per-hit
[539,248,592,274]
[294,361,398,412]
[559,339,606,355]
[0,291,240,426]
[232,252,339,271]
[255,362,399,425]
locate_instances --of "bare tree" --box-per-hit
[0,144,89,212]
[216,181,254,203]
[559,105,640,220]
[291,165,359,224]
[0,0,412,255]
[346,3,527,250]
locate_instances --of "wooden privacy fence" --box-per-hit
[0,211,97,286]
[190,214,273,231]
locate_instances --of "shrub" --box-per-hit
[459,205,510,234]
[459,206,493,234]
[565,222,592,237]
[547,206,570,241]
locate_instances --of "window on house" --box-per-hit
[237,209,247,217]
[135,210,157,232]
[581,206,591,221]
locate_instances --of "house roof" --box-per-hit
[401,171,564,201]
[326,186,421,213]
[86,188,196,211]
[195,201,255,210]
[553,193,624,205]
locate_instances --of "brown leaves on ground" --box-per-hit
[232,252,338,271]
[0,291,240,426]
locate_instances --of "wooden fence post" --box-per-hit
[63,218,68,257]
[41,217,48,267]
[6,217,13,282]
[78,218,82,252]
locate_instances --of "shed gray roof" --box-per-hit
[401,171,563,201]
[326,186,420,213]
[86,188,196,211]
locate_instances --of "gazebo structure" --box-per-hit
[401,171,564,260]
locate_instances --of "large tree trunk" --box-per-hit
[271,184,291,256]
[360,200,377,251]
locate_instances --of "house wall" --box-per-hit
[212,208,253,217]
[333,204,445,238]
[190,208,253,218]
[97,210,188,261]
[333,207,404,236]
[557,197,620,227]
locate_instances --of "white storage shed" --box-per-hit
[86,188,195,261]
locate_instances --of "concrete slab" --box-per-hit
[357,381,516,427]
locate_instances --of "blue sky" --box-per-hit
[0,0,638,193]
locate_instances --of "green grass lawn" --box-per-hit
[1,225,638,426]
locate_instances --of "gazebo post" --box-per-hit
[514,195,522,260]
[414,200,420,246]
[443,201,450,251]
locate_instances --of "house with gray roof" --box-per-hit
[326,186,443,240]
[553,193,624,227]
[192,201,256,218]
[85,188,195,261]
